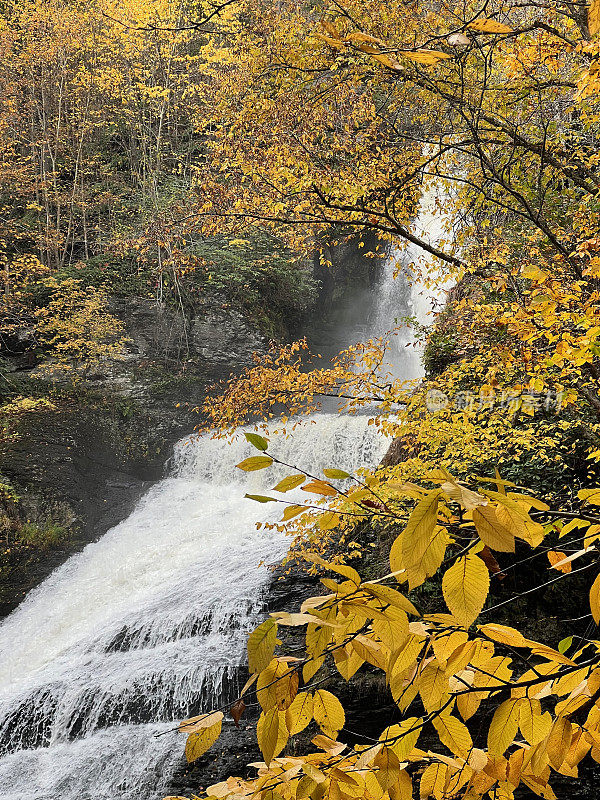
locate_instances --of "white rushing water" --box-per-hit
[0,186,449,799]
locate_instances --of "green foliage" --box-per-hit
[423,330,460,377]
[16,520,71,549]
[186,232,318,335]
[57,255,152,299]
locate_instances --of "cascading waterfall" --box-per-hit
[371,184,453,379]
[0,185,449,800]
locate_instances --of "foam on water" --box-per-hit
[0,415,387,799]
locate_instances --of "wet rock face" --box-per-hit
[191,308,266,373]
[110,297,267,374]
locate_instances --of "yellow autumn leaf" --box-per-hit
[185,715,223,763]
[303,552,361,585]
[442,552,490,627]
[282,504,305,520]
[478,623,528,648]
[548,550,572,573]
[420,763,451,800]
[379,718,421,760]
[473,506,515,552]
[399,48,452,64]
[257,708,289,765]
[236,455,273,471]
[363,582,420,616]
[467,17,513,34]
[373,746,401,790]
[370,53,401,69]
[312,689,345,736]
[441,480,488,510]
[488,698,520,755]
[247,619,278,673]
[432,710,473,757]
[301,479,338,496]
[285,691,314,734]
[272,474,305,492]
[179,710,224,734]
[313,31,345,49]
[518,697,552,745]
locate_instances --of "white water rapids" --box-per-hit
[0,187,450,799]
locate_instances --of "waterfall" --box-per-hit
[0,186,449,800]
[371,183,452,379]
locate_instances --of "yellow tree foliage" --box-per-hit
[170,441,600,800]
[34,278,127,376]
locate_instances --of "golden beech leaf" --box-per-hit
[303,655,325,683]
[270,611,329,626]
[371,606,409,652]
[472,506,515,552]
[282,504,305,520]
[256,659,298,712]
[248,619,278,674]
[442,551,490,627]
[399,489,439,552]
[185,715,223,763]
[432,711,473,757]
[319,510,341,530]
[431,630,468,663]
[320,18,341,38]
[441,480,488,510]
[369,53,402,69]
[457,687,482,722]
[301,479,338,496]
[333,644,364,680]
[236,455,273,471]
[302,763,327,784]
[312,733,346,755]
[389,635,426,698]
[285,691,314,734]
[420,762,450,799]
[301,594,334,613]
[179,710,224,734]
[518,697,552,745]
[589,0,600,37]
[419,661,450,713]
[356,743,383,769]
[323,468,351,479]
[488,699,520,755]
[547,550,573,572]
[547,717,573,769]
[467,17,513,33]
[363,583,420,616]
[478,623,528,648]
[373,746,401,790]
[257,708,289,765]
[273,474,305,492]
[345,30,387,48]
[313,31,345,49]
[590,573,600,624]
[398,491,447,589]
[399,48,452,64]
[313,689,345,736]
